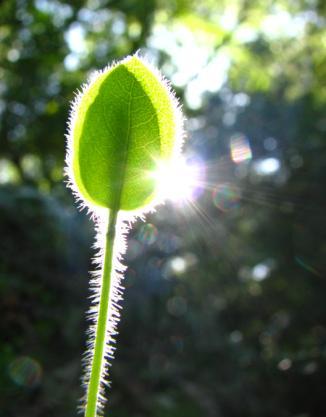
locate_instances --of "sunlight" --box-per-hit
[153,157,204,204]
[148,25,229,109]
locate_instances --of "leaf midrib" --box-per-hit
[111,74,135,212]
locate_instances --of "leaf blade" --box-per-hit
[69,55,182,212]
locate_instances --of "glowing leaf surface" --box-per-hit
[66,55,184,417]
[69,56,179,211]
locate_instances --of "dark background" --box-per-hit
[1,1,326,416]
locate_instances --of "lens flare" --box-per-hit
[137,223,158,245]
[212,184,241,211]
[230,134,252,164]
[153,157,204,203]
[9,356,42,388]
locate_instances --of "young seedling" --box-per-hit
[65,54,184,416]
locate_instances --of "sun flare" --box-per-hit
[153,157,204,204]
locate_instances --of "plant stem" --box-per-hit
[85,209,118,417]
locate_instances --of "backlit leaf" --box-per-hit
[66,55,183,212]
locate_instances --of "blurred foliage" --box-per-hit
[1,0,326,417]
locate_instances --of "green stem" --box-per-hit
[85,209,118,417]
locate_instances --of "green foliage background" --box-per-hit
[0,1,326,416]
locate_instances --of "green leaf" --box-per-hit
[67,55,182,212]
[65,55,184,417]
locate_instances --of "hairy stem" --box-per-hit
[85,209,118,417]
